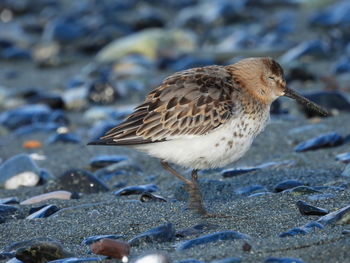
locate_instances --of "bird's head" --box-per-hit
[229,57,328,116]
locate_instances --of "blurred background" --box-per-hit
[0,0,350,147]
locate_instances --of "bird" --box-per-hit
[88,57,328,217]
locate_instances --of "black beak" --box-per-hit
[284,87,328,116]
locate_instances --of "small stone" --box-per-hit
[62,87,88,111]
[0,197,19,204]
[294,132,344,152]
[279,227,308,238]
[88,80,119,105]
[131,251,170,263]
[113,184,158,196]
[342,230,350,235]
[5,238,73,263]
[265,257,305,263]
[90,155,127,169]
[336,152,350,163]
[0,154,41,189]
[82,235,123,245]
[56,169,109,194]
[210,257,241,263]
[22,140,42,149]
[0,204,20,223]
[21,191,74,205]
[176,231,249,250]
[296,200,329,215]
[242,242,252,252]
[318,204,350,225]
[128,223,175,246]
[91,239,129,261]
[46,132,81,144]
[274,179,304,192]
[26,205,60,219]
[342,164,350,177]
[140,192,167,202]
[222,167,258,178]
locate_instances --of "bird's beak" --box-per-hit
[283,87,329,116]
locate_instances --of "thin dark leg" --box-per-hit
[160,160,209,216]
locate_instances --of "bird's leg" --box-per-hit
[160,160,209,216]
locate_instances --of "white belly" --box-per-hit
[135,115,269,169]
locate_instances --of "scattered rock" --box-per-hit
[336,152,350,163]
[21,191,74,205]
[265,257,306,263]
[0,154,41,189]
[318,204,350,225]
[294,132,344,152]
[235,184,266,196]
[296,200,329,215]
[274,179,304,192]
[131,251,171,263]
[128,223,175,246]
[283,186,321,195]
[46,132,81,144]
[176,231,249,250]
[91,239,129,261]
[0,197,19,205]
[26,204,60,219]
[113,184,158,196]
[0,204,20,224]
[140,192,167,203]
[55,169,109,194]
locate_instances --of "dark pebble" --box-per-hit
[82,235,124,245]
[113,184,158,196]
[140,192,167,202]
[342,230,350,235]
[47,132,82,144]
[296,200,329,216]
[176,231,249,250]
[90,155,128,169]
[210,257,241,263]
[265,257,305,263]
[1,46,31,60]
[318,204,350,225]
[279,227,308,238]
[301,91,350,117]
[26,204,60,219]
[88,80,119,105]
[0,204,20,223]
[24,90,65,109]
[332,57,350,74]
[0,197,19,204]
[274,179,304,192]
[303,221,324,231]
[128,223,175,246]
[47,257,104,262]
[336,152,350,163]
[5,238,73,263]
[295,132,343,152]
[56,169,109,194]
[222,167,259,178]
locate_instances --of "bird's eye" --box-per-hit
[268,76,275,81]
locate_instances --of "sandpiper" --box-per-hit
[88,57,328,217]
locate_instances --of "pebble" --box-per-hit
[140,192,167,203]
[221,167,258,177]
[47,257,104,262]
[0,154,41,189]
[131,251,171,263]
[87,80,119,105]
[296,200,329,216]
[0,197,19,204]
[128,223,175,246]
[294,132,344,152]
[279,227,308,238]
[265,257,305,263]
[176,231,249,250]
[21,191,74,205]
[90,239,129,261]
[46,132,82,144]
[0,204,20,223]
[90,155,128,169]
[24,90,65,109]
[274,179,304,192]
[62,87,88,111]
[336,152,350,163]
[113,184,158,196]
[22,140,42,149]
[56,169,109,194]
[26,204,60,219]
[210,257,241,263]
[5,238,73,263]
[82,235,124,245]
[341,164,350,177]
[317,204,350,225]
